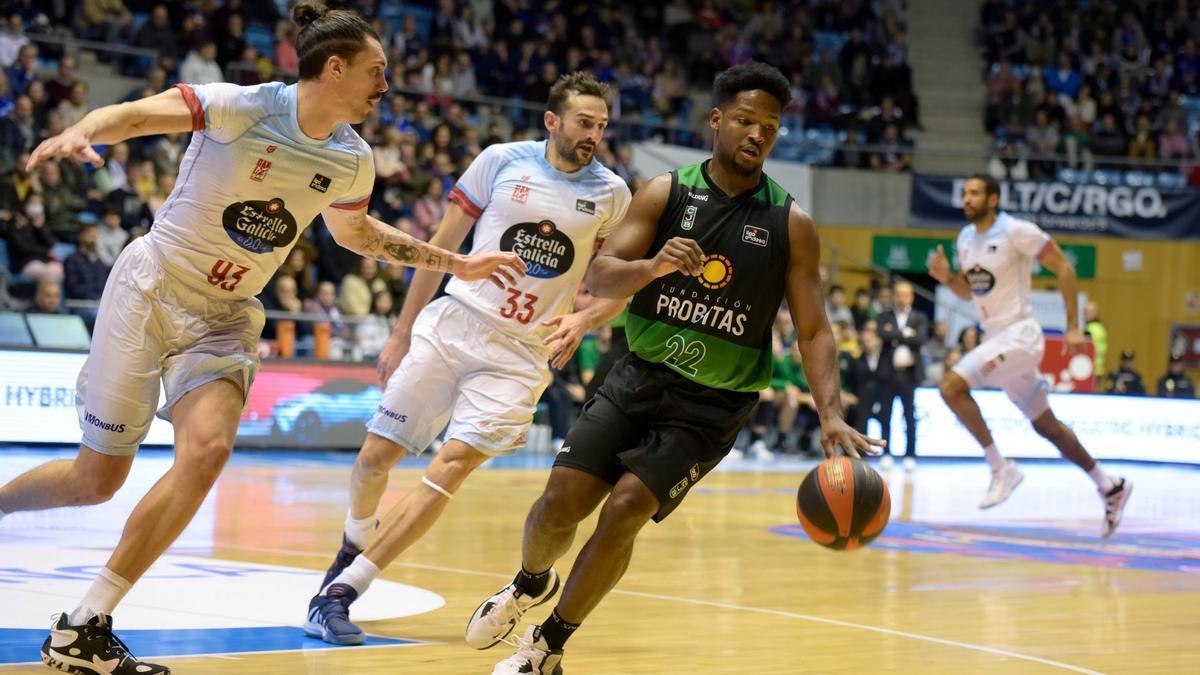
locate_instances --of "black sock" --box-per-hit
[513,566,552,597]
[539,609,579,651]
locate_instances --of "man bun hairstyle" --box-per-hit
[292,2,379,80]
[714,62,791,110]
[547,71,611,115]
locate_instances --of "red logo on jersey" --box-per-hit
[266,144,277,153]
[512,184,530,204]
[250,158,272,183]
[521,175,532,181]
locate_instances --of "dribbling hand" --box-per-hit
[819,417,885,459]
[27,128,104,171]
[650,237,705,278]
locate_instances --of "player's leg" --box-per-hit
[0,445,132,514]
[899,375,917,468]
[937,371,996,449]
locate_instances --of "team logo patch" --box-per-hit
[697,254,733,290]
[221,198,299,254]
[576,199,596,215]
[965,265,996,296]
[250,158,272,183]
[742,225,769,247]
[309,173,331,193]
[500,220,576,279]
[689,464,700,481]
[266,144,277,153]
[512,184,530,204]
[681,204,697,231]
[669,476,690,499]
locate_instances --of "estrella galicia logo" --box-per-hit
[221,198,299,254]
[500,220,576,279]
[965,265,996,296]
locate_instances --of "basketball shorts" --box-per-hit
[77,238,263,455]
[367,297,551,456]
[553,353,758,522]
[952,317,1050,420]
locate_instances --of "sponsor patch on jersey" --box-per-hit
[500,220,576,279]
[697,254,733,290]
[669,476,689,499]
[575,199,595,215]
[309,173,331,193]
[250,158,272,183]
[512,184,530,204]
[681,204,697,231]
[221,198,299,254]
[742,225,769,247]
[987,244,998,253]
[966,265,997,296]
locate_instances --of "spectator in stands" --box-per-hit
[1091,113,1128,160]
[922,320,951,386]
[825,284,853,325]
[877,280,928,466]
[133,4,179,71]
[0,93,35,154]
[845,325,892,444]
[181,41,224,85]
[63,223,109,303]
[1157,353,1196,399]
[95,206,127,268]
[866,96,904,142]
[151,132,186,176]
[1127,114,1157,161]
[5,196,62,284]
[1157,90,1189,136]
[82,0,133,47]
[987,139,1030,180]
[338,256,386,318]
[274,21,299,75]
[259,274,307,341]
[1045,51,1082,100]
[1158,117,1191,164]
[851,287,873,330]
[1105,348,1146,396]
[55,81,90,129]
[411,177,447,238]
[355,290,396,360]
[216,13,247,72]
[1061,116,1094,173]
[958,325,980,352]
[280,246,315,301]
[24,79,47,132]
[1083,300,1108,379]
[305,280,349,341]
[0,70,12,120]
[30,279,62,314]
[809,74,842,128]
[0,14,28,68]
[39,161,85,241]
[93,142,131,196]
[869,123,912,172]
[7,43,36,96]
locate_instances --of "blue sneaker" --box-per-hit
[320,534,364,590]
[304,583,365,645]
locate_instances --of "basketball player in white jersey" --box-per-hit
[929,174,1131,537]
[305,72,632,645]
[0,5,524,673]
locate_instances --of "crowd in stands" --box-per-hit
[979,0,1200,184]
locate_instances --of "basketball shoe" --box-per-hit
[320,532,366,590]
[980,459,1024,509]
[41,612,170,674]
[491,626,563,675]
[305,583,365,645]
[465,568,559,649]
[1101,477,1133,538]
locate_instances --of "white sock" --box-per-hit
[344,510,377,550]
[982,443,1006,472]
[326,554,380,596]
[1088,463,1116,494]
[70,568,132,625]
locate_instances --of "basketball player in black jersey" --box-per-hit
[469,62,885,675]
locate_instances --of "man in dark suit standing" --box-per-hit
[846,326,893,451]
[877,281,930,470]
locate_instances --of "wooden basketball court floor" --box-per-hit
[1,447,1198,674]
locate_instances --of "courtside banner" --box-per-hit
[0,350,379,448]
[909,174,1200,239]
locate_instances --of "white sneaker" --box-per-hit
[902,457,917,472]
[727,447,746,461]
[1101,477,1133,538]
[979,460,1024,509]
[492,626,563,675]
[879,454,894,470]
[750,440,775,461]
[466,569,559,649]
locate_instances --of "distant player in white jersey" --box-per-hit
[306,72,632,645]
[928,174,1132,537]
[0,5,524,673]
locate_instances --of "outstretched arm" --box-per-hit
[27,88,195,169]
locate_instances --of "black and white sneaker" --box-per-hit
[1102,477,1133,538]
[320,534,365,590]
[465,568,560,649]
[40,612,170,674]
[491,625,563,675]
[304,583,365,645]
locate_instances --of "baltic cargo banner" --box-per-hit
[0,350,379,448]
[909,174,1200,239]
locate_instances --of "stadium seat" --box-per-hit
[1157,172,1187,189]
[25,313,91,350]
[0,311,33,346]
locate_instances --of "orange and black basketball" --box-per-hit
[796,457,891,551]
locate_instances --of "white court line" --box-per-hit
[217,543,1106,674]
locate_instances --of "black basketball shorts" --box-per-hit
[553,353,758,521]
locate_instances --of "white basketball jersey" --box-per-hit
[446,140,631,347]
[145,82,374,299]
[955,212,1052,335]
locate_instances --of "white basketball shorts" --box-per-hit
[952,317,1050,420]
[367,296,551,456]
[77,237,263,455]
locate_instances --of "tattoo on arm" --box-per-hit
[382,242,421,264]
[425,253,442,269]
